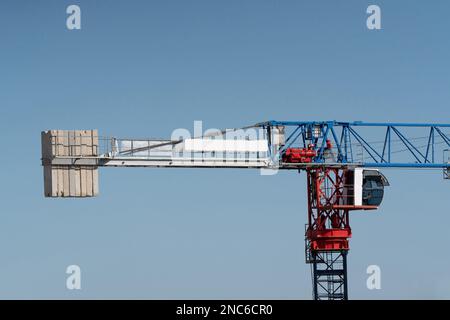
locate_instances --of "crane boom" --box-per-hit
[42,121,450,170]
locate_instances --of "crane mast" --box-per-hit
[41,121,450,300]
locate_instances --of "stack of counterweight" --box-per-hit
[41,130,99,197]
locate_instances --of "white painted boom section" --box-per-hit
[184,139,269,153]
[109,138,271,168]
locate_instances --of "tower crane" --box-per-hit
[41,121,450,300]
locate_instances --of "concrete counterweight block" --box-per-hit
[41,130,99,197]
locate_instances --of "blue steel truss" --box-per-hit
[258,121,450,169]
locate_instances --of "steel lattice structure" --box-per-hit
[258,121,450,169]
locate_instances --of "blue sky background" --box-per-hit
[1,0,450,299]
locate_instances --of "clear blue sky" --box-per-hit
[1,0,450,299]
